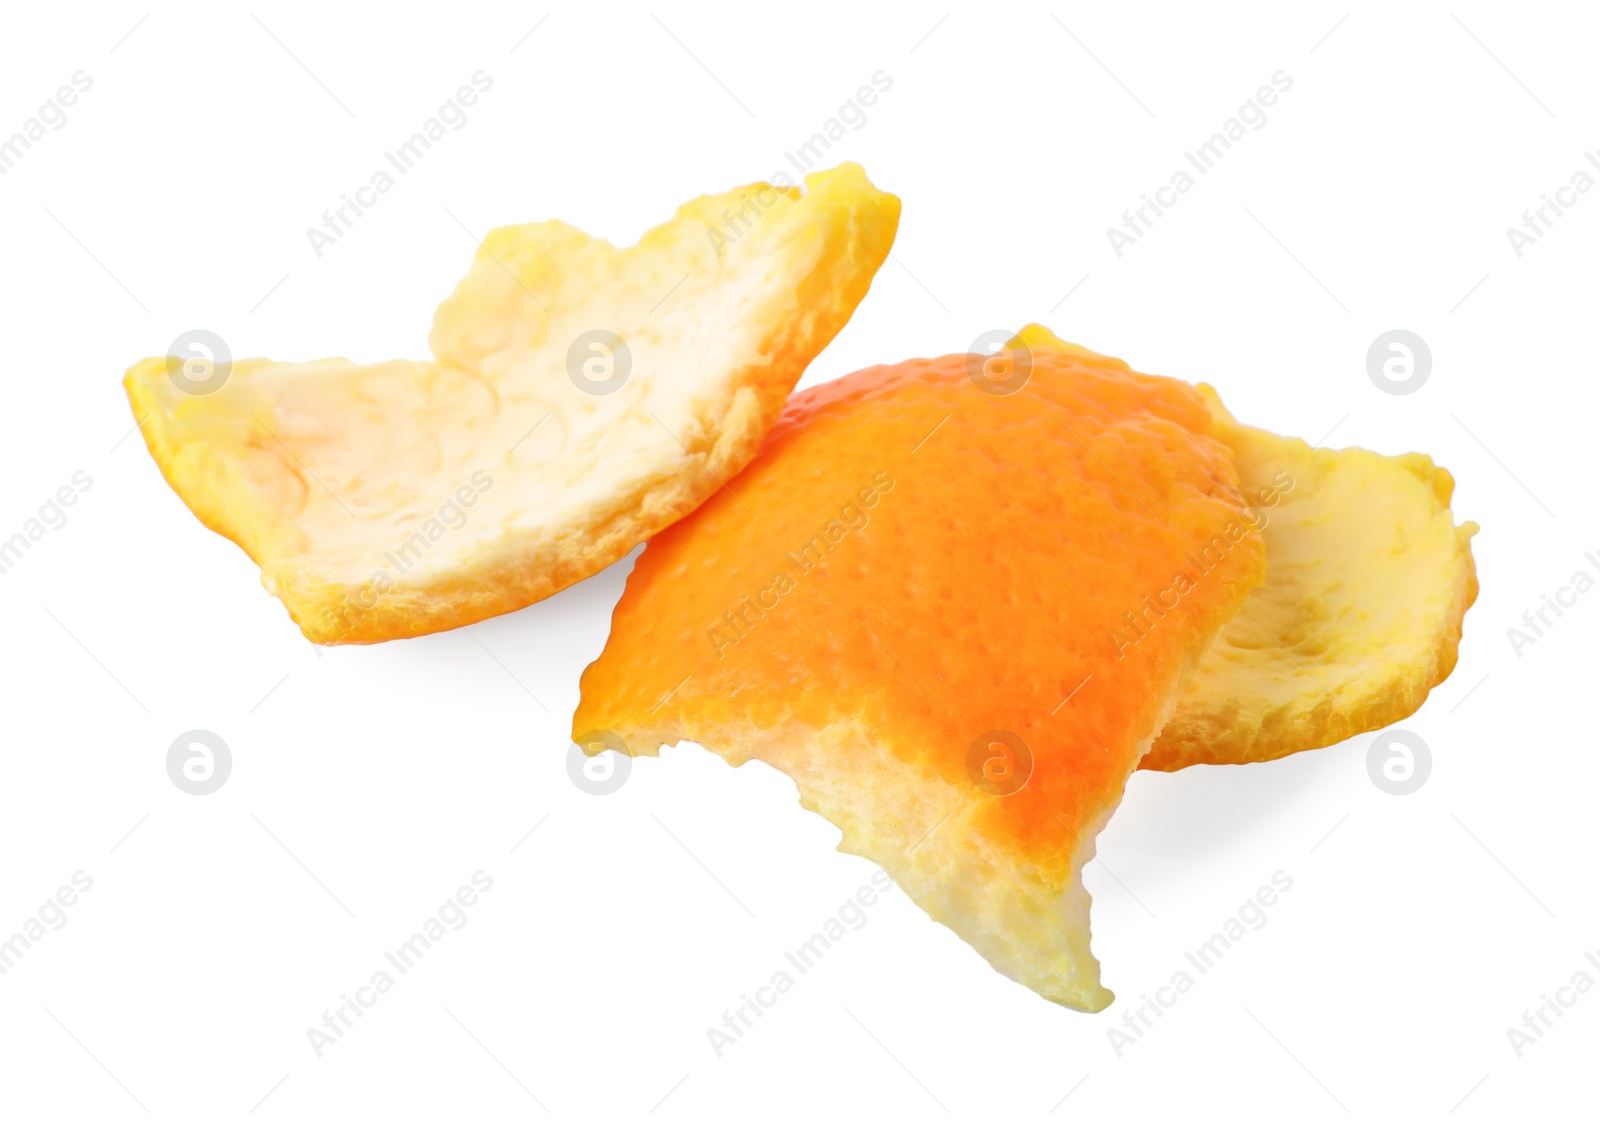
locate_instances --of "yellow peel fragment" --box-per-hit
[125,163,900,643]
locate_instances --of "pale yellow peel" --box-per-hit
[1145,392,1479,769]
[125,163,900,643]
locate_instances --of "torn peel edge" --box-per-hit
[575,717,1137,1012]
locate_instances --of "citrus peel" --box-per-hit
[124,162,900,643]
[1007,328,1480,771]
[573,342,1268,1010]
[1144,391,1479,769]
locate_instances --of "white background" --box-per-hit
[0,2,1593,1122]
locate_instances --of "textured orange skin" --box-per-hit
[574,351,1266,854]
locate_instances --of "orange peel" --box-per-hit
[1008,328,1479,771]
[124,162,900,643]
[573,340,1267,1010]
[1144,393,1479,769]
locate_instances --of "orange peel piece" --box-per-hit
[1143,393,1479,769]
[124,163,900,643]
[1010,328,1480,771]
[573,341,1266,1010]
